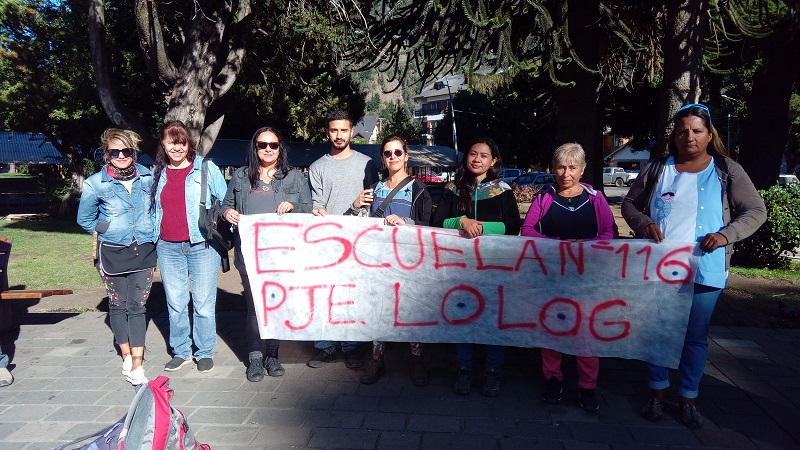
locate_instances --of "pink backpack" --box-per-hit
[54,376,209,450]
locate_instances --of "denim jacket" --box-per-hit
[77,163,157,245]
[153,156,228,244]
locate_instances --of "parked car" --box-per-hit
[512,172,555,191]
[603,167,636,187]
[497,168,525,184]
[778,174,799,185]
[414,172,444,183]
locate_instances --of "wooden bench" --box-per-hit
[1,237,73,330]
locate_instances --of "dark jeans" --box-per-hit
[240,271,279,355]
[99,267,154,348]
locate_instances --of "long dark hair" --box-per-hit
[452,136,502,213]
[668,104,728,159]
[247,126,292,189]
[150,120,198,206]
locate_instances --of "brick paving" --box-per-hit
[1,282,799,449]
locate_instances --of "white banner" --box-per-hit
[239,214,697,368]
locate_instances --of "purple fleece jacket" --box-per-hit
[520,182,618,240]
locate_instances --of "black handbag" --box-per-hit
[199,158,233,272]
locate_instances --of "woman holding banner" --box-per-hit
[349,135,432,386]
[622,104,766,429]
[432,136,521,397]
[520,143,618,412]
[222,126,311,382]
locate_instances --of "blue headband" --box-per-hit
[674,103,712,128]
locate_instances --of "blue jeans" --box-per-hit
[0,343,7,368]
[456,344,505,371]
[157,240,220,360]
[647,283,723,399]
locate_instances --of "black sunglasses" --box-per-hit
[382,149,404,158]
[256,141,280,150]
[108,148,134,159]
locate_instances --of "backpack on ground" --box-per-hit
[53,376,209,450]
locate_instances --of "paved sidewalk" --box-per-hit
[0,291,799,449]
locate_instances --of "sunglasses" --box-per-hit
[674,103,712,127]
[382,149,404,158]
[256,141,280,150]
[108,148,134,159]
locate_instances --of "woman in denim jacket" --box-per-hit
[221,126,311,382]
[150,120,228,375]
[78,128,157,385]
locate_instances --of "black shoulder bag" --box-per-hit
[199,159,233,272]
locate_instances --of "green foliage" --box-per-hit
[733,183,800,269]
[377,102,422,144]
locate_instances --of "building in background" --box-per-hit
[413,74,467,145]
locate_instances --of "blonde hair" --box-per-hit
[552,142,586,169]
[101,128,141,152]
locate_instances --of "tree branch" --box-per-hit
[133,0,178,92]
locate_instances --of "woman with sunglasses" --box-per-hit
[151,120,228,375]
[222,126,311,382]
[350,135,432,386]
[78,128,157,386]
[623,104,766,429]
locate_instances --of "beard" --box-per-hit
[331,139,349,151]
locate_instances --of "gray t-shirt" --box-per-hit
[308,150,378,215]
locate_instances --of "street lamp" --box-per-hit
[721,94,739,152]
[443,76,458,166]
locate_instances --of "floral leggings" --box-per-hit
[99,267,155,348]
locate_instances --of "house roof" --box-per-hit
[0,132,64,164]
[353,115,379,140]
[207,140,460,168]
[413,74,468,101]
[604,142,652,164]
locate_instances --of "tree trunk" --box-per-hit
[738,19,800,190]
[652,0,706,159]
[57,155,86,219]
[556,0,603,187]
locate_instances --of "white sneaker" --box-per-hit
[0,367,13,387]
[126,366,148,386]
[122,355,132,377]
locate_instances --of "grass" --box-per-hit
[730,263,800,280]
[0,173,36,179]
[0,219,100,290]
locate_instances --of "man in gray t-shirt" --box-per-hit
[307,110,378,369]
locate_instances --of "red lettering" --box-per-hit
[589,299,630,342]
[636,245,652,280]
[539,298,581,336]
[303,222,352,270]
[393,282,439,327]
[441,285,485,325]
[328,284,357,325]
[615,243,630,278]
[497,285,537,329]
[559,241,584,275]
[352,225,391,268]
[392,227,425,270]
[284,284,327,330]
[656,247,694,284]
[514,239,548,274]
[474,238,514,271]
[254,222,301,273]
[260,281,288,326]
[431,232,466,269]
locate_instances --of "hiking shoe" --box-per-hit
[247,353,265,382]
[264,356,285,377]
[122,354,132,377]
[579,388,600,411]
[164,356,192,372]
[542,377,562,403]
[126,366,148,386]
[411,357,429,387]
[307,350,336,368]
[344,349,364,369]
[361,358,386,384]
[0,367,13,387]
[482,369,501,397]
[196,358,214,373]
[641,397,664,421]
[453,367,472,395]
[681,403,703,429]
